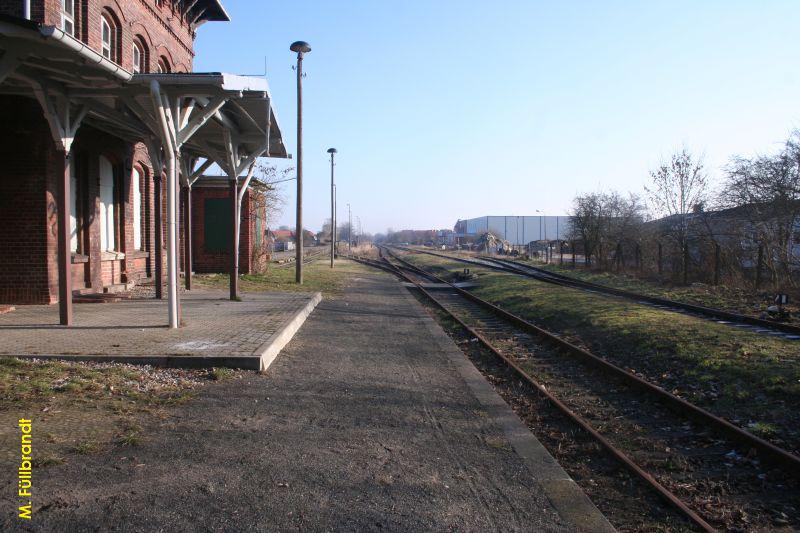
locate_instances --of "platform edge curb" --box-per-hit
[255,291,323,372]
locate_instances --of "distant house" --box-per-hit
[191,176,269,274]
[302,230,318,246]
[270,229,295,252]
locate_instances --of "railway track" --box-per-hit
[396,246,800,340]
[351,247,800,531]
[271,249,326,268]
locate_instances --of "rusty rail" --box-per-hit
[358,250,716,532]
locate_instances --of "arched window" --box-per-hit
[157,56,171,74]
[100,14,118,62]
[133,38,148,73]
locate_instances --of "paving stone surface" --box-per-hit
[0,290,316,357]
[0,269,606,531]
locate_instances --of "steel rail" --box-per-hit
[399,246,800,337]
[360,249,716,532]
[485,256,800,336]
[382,246,800,475]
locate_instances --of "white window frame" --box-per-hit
[61,0,75,36]
[70,163,78,253]
[132,43,142,73]
[101,16,112,61]
[99,156,117,252]
[132,168,143,250]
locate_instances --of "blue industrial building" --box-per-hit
[454,215,572,245]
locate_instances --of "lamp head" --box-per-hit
[290,41,312,54]
[327,148,337,154]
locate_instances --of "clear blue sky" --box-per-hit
[194,1,800,235]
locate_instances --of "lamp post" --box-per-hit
[327,148,337,268]
[290,40,311,284]
[334,184,337,254]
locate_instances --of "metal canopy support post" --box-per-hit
[229,178,239,300]
[145,140,164,299]
[228,160,260,301]
[30,81,87,326]
[148,81,231,327]
[217,97,269,301]
[179,155,207,291]
[182,185,192,290]
[154,176,164,299]
[150,80,180,328]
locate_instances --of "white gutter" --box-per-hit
[0,21,131,80]
[35,25,132,81]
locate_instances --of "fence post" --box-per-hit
[713,242,720,285]
[683,242,689,285]
[636,244,641,271]
[657,241,663,276]
[755,244,763,289]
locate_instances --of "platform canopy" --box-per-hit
[0,15,288,328]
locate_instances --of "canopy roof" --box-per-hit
[181,0,231,26]
[0,16,287,163]
[129,73,287,163]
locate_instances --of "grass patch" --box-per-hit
[32,453,65,468]
[72,440,101,455]
[193,258,377,297]
[405,253,800,452]
[0,358,205,411]
[210,367,232,381]
[115,429,142,447]
[526,261,798,322]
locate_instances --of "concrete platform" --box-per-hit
[4,269,612,531]
[0,289,321,371]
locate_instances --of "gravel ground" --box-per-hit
[2,270,587,531]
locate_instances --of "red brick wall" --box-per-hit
[0,1,217,304]
[0,96,55,304]
[3,0,195,72]
[191,186,255,274]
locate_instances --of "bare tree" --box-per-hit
[604,192,646,270]
[570,192,605,266]
[570,191,645,269]
[723,131,800,286]
[646,148,709,283]
[248,162,291,267]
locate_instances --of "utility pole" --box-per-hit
[327,148,337,268]
[290,40,311,284]
[334,184,337,255]
[348,203,352,251]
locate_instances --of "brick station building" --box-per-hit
[0,1,287,326]
[191,175,269,275]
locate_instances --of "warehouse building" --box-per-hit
[454,215,572,245]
